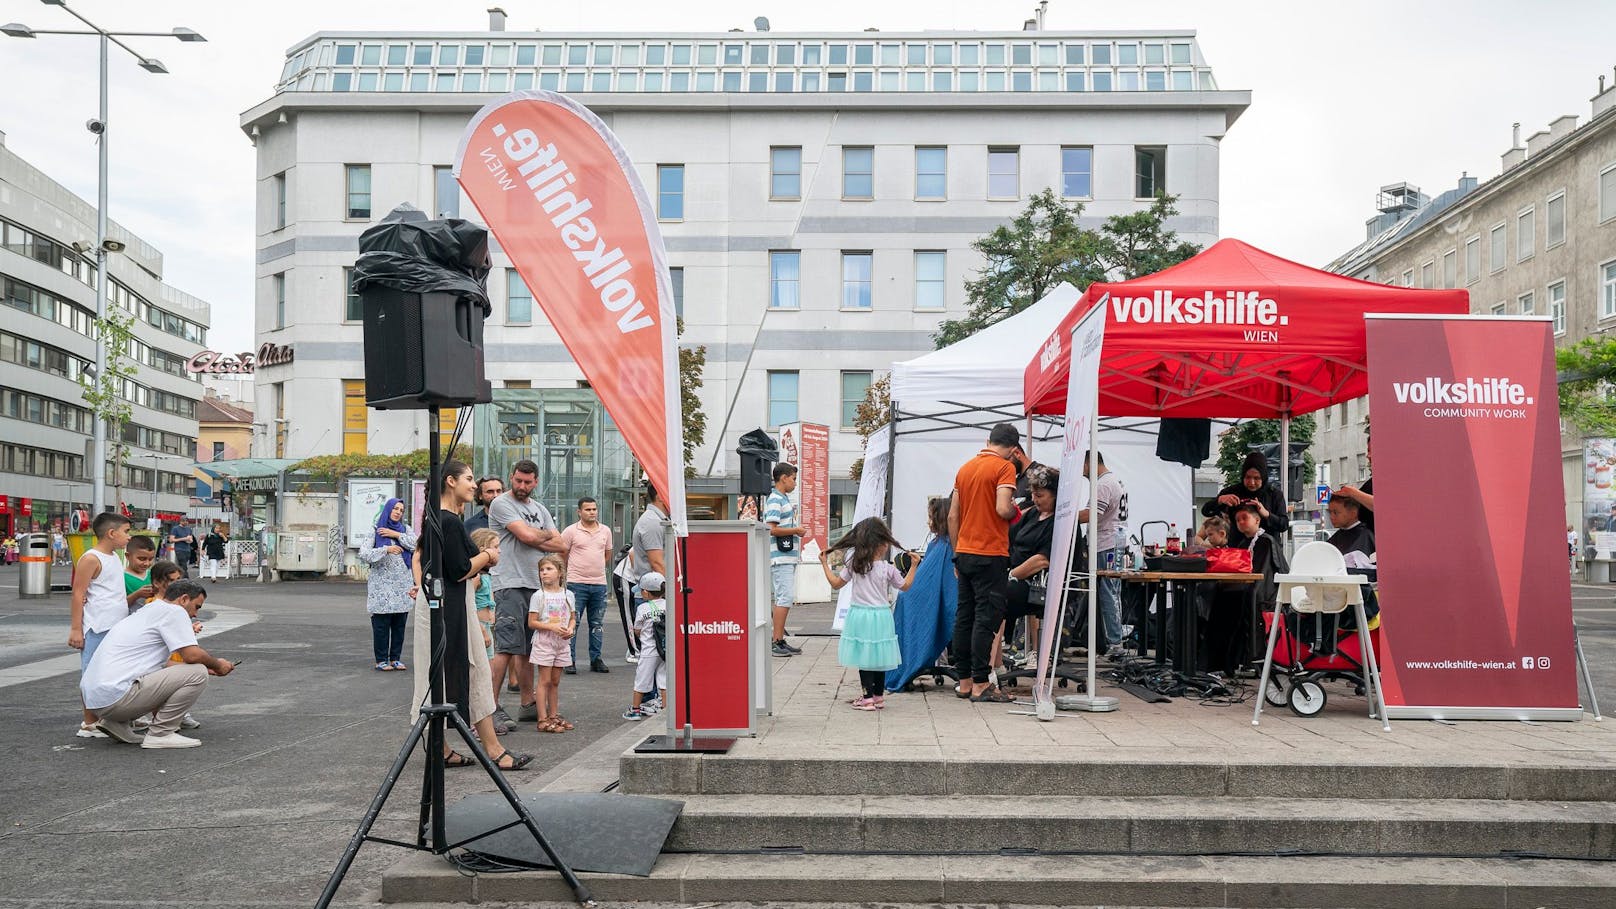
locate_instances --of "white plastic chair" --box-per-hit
[1253,542,1390,731]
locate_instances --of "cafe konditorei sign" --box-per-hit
[186,343,294,375]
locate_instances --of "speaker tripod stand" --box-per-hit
[314,407,594,908]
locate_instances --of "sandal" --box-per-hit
[491,750,533,771]
[444,750,475,768]
[390,661,407,671]
[971,688,1015,704]
[552,716,575,731]
[537,718,564,733]
[376,662,392,671]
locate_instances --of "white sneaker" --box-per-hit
[640,701,661,715]
[94,719,143,744]
[141,732,202,749]
[1022,650,1038,669]
[76,723,108,739]
[180,713,202,729]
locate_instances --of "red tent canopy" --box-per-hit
[1023,239,1469,418]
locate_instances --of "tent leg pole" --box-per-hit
[882,411,898,522]
[1280,415,1291,552]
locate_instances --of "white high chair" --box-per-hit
[1252,542,1390,731]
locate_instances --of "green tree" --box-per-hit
[932,190,1200,348]
[293,444,476,480]
[1557,337,1616,435]
[678,318,707,479]
[848,374,891,482]
[1214,416,1318,496]
[78,307,139,511]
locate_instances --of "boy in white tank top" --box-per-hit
[69,513,133,738]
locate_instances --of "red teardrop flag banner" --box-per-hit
[455,91,686,533]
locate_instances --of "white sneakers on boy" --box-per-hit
[141,732,202,749]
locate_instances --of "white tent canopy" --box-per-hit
[874,282,1194,547]
[890,283,1081,411]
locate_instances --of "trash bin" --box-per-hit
[737,428,780,496]
[18,532,52,598]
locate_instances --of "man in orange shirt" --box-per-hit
[947,423,1021,701]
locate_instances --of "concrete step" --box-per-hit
[382,849,1616,906]
[620,749,1616,800]
[660,794,1616,858]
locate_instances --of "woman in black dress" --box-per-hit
[993,465,1060,677]
[1203,450,1290,537]
[415,459,532,771]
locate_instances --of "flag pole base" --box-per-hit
[1055,694,1120,713]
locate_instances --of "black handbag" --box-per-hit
[1161,554,1208,573]
[1026,570,1048,605]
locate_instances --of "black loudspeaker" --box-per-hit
[361,286,493,410]
[738,455,772,496]
[736,428,779,497]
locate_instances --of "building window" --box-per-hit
[914,251,946,310]
[1601,163,1616,223]
[273,273,286,329]
[1546,191,1566,248]
[1464,236,1480,285]
[507,269,533,324]
[657,165,684,220]
[1061,146,1093,198]
[1442,249,1457,289]
[212,441,226,460]
[770,147,802,199]
[1489,223,1507,273]
[433,165,459,218]
[987,147,1019,199]
[1491,301,1506,317]
[841,251,873,309]
[273,172,287,230]
[343,380,367,454]
[1518,290,1534,315]
[1516,207,1534,262]
[345,164,371,219]
[1602,260,1616,319]
[769,251,801,309]
[915,146,947,200]
[1401,269,1413,287]
[1134,146,1166,198]
[669,266,684,319]
[842,146,873,199]
[1420,261,1434,289]
[343,267,362,321]
[274,382,286,457]
[1549,280,1566,336]
[840,371,872,429]
[767,370,798,427]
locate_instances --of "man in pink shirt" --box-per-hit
[560,496,615,674]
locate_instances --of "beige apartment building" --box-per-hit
[1323,74,1616,531]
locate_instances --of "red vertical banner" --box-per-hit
[777,423,829,551]
[455,91,686,534]
[1366,316,1580,719]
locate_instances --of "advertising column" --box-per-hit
[778,422,831,602]
[1365,315,1581,720]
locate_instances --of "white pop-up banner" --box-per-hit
[1032,298,1109,717]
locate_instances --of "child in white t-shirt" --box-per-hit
[622,571,667,720]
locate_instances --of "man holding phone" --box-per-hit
[764,463,807,658]
[81,579,233,750]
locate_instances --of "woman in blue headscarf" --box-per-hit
[359,497,417,670]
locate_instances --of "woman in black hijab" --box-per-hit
[1202,450,1289,536]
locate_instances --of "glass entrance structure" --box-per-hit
[472,387,639,537]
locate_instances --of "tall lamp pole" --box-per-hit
[2,2,205,516]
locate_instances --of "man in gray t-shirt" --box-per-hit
[485,460,562,723]
[1079,451,1129,658]
[629,484,669,582]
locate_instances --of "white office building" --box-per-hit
[240,13,1247,520]
[0,131,209,535]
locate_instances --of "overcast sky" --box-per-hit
[3,0,1612,355]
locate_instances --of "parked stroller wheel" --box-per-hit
[1264,677,1289,708]
[1287,679,1327,717]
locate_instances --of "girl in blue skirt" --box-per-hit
[819,517,922,710]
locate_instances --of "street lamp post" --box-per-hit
[2,2,204,516]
